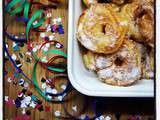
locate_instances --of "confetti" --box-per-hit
[11,54,17,60]
[45,106,51,112]
[61,84,66,90]
[58,24,64,34]
[57,17,62,23]
[15,36,18,39]
[54,42,63,49]
[5,96,9,102]
[32,48,37,52]
[105,116,111,120]
[42,83,47,89]
[7,77,12,83]
[15,98,21,108]
[72,105,77,112]
[15,60,22,68]
[40,33,46,38]
[24,82,29,88]
[25,52,31,56]
[32,21,38,25]
[45,43,50,48]
[49,35,55,41]
[43,47,49,52]
[18,79,25,86]
[22,108,26,114]
[12,42,17,47]
[54,111,61,117]
[41,57,48,62]
[13,45,20,52]
[47,13,52,18]
[30,101,36,108]
[5,98,14,107]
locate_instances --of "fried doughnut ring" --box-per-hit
[77,4,126,54]
[119,3,144,41]
[82,0,128,7]
[96,39,142,86]
[82,39,142,86]
[135,2,154,47]
[82,50,97,71]
[142,46,154,79]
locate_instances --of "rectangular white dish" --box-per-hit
[67,0,154,97]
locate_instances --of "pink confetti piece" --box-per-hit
[13,115,30,120]
[5,98,14,107]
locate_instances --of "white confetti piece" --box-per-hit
[7,77,12,83]
[46,87,52,94]
[55,43,62,48]
[15,36,18,39]
[79,115,86,119]
[5,96,9,102]
[57,96,63,101]
[18,79,24,85]
[47,95,52,99]
[43,47,48,52]
[32,47,37,52]
[47,28,51,32]
[24,82,29,88]
[47,13,52,18]
[30,101,36,108]
[61,84,66,90]
[57,17,62,23]
[72,105,77,112]
[54,111,61,117]
[22,108,26,114]
[12,42,17,47]
[40,33,46,38]
[53,19,57,24]
[52,89,57,94]
[99,115,105,120]
[25,52,31,56]
[32,21,38,25]
[11,54,17,60]
[35,45,39,49]
[49,35,55,41]
[42,83,47,89]
[5,52,8,57]
[45,43,50,48]
[20,102,28,108]
[5,44,9,48]
[25,96,32,102]
[41,57,48,62]
[105,116,111,120]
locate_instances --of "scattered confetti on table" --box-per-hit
[4,0,154,120]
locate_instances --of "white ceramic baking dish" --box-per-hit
[67,0,154,97]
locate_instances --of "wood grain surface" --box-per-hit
[4,0,154,120]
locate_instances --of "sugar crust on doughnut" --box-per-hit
[77,4,126,54]
[96,40,142,86]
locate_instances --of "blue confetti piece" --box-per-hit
[58,25,64,34]
[15,98,21,108]
[14,72,19,78]
[13,45,20,52]
[136,116,141,120]
[84,116,90,120]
